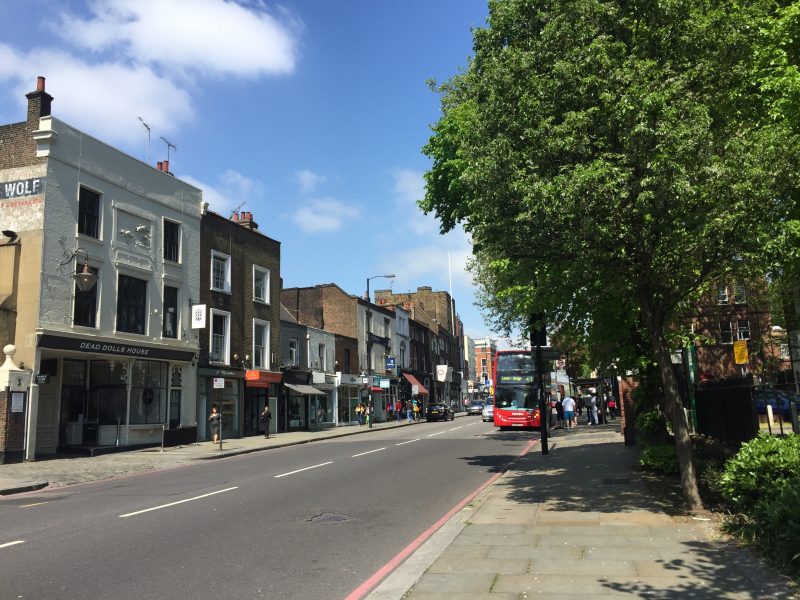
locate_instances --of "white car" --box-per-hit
[482,400,495,422]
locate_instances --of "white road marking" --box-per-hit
[396,439,420,446]
[0,540,25,549]
[448,426,464,431]
[19,501,53,508]
[427,431,445,437]
[352,447,386,458]
[464,422,478,427]
[274,461,333,478]
[118,486,238,518]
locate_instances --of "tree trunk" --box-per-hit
[652,335,704,512]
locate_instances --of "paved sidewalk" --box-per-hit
[368,423,798,600]
[0,414,436,495]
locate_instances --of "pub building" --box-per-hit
[0,76,203,457]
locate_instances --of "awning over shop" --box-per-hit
[284,383,326,396]
[245,369,282,388]
[402,373,429,395]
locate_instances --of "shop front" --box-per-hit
[244,369,282,436]
[336,373,361,425]
[35,334,196,452]
[198,367,243,440]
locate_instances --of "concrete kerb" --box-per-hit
[0,481,48,496]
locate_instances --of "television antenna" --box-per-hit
[138,117,151,163]
[229,200,246,219]
[160,136,177,163]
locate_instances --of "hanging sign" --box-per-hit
[733,340,749,365]
[192,304,207,329]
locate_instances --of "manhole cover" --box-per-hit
[308,512,351,523]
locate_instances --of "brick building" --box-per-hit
[197,210,281,439]
[474,337,498,396]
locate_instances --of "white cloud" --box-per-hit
[0,44,193,147]
[291,197,360,233]
[391,168,442,236]
[55,0,300,77]
[180,169,265,216]
[293,168,326,193]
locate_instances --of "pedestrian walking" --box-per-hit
[208,404,221,444]
[395,400,402,421]
[261,403,272,438]
[555,397,564,429]
[406,400,414,422]
[589,395,598,425]
[607,396,617,419]
[355,402,364,425]
[562,395,576,430]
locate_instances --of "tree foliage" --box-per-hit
[422,0,800,510]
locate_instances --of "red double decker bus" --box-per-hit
[492,350,541,429]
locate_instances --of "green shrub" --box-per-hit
[755,477,800,576]
[719,434,800,513]
[636,409,669,446]
[640,443,679,475]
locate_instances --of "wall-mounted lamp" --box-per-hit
[58,247,98,292]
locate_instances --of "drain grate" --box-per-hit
[308,512,351,523]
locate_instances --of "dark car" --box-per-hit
[467,401,485,415]
[754,389,800,420]
[426,402,454,421]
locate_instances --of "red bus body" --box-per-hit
[492,350,541,430]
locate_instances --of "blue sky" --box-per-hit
[0,0,503,344]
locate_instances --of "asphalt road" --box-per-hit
[0,418,537,600]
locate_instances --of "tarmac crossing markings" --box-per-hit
[352,447,386,458]
[274,461,333,478]
[0,540,25,549]
[118,486,238,518]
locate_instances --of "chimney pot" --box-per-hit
[162,160,169,173]
[156,161,163,171]
[233,212,239,221]
[37,76,45,92]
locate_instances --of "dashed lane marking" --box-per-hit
[395,439,420,446]
[274,461,333,478]
[0,540,25,549]
[352,447,386,458]
[118,486,238,518]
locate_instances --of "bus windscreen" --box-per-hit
[495,386,536,410]
[495,352,535,373]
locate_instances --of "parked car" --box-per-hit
[482,399,495,422]
[754,389,800,420]
[467,401,485,415]
[426,402,454,421]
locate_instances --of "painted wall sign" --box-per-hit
[0,177,44,200]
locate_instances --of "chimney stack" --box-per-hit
[26,75,53,123]
[236,211,259,230]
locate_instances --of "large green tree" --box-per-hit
[422,0,800,510]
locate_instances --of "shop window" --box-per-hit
[253,265,270,303]
[169,365,182,428]
[210,309,230,363]
[253,319,269,369]
[117,274,148,334]
[129,360,168,424]
[78,186,100,239]
[73,264,99,328]
[162,285,178,338]
[211,250,231,293]
[163,220,180,262]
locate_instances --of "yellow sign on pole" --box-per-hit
[733,339,749,365]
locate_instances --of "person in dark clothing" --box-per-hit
[208,404,221,444]
[261,403,272,438]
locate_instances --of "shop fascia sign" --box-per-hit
[435,364,453,382]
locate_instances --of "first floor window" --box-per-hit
[210,310,230,363]
[288,338,298,366]
[117,274,147,334]
[211,251,231,292]
[253,320,269,369]
[716,284,729,304]
[737,320,751,340]
[78,186,100,238]
[253,265,270,303]
[73,264,98,327]
[318,343,326,371]
[163,286,178,338]
[720,321,733,344]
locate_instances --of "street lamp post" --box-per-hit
[365,274,395,428]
